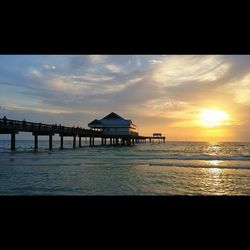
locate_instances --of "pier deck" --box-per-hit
[0,118,165,151]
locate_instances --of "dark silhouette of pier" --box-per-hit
[0,117,165,151]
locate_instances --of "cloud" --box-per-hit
[145,55,250,108]
[88,55,108,64]
[149,59,163,64]
[151,55,230,87]
[2,103,71,114]
[222,72,250,104]
[44,65,56,70]
[2,55,250,140]
[105,64,122,73]
[72,74,114,83]
[27,68,43,78]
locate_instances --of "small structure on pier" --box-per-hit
[88,112,138,136]
[153,133,162,137]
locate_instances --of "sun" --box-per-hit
[198,109,229,127]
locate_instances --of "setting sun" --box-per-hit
[198,109,229,127]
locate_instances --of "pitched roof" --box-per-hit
[101,112,125,120]
[88,119,103,126]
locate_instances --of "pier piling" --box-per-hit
[34,134,38,150]
[79,137,82,148]
[60,136,63,149]
[11,133,15,151]
[49,134,53,150]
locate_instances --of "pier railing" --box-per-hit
[0,118,103,136]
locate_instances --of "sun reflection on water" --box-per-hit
[205,160,224,177]
[206,141,223,156]
[200,159,225,194]
[207,160,223,167]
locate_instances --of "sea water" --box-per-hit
[0,140,250,195]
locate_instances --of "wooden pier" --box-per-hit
[0,117,165,151]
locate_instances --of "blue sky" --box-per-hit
[1,55,250,141]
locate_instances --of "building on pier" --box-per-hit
[88,112,138,136]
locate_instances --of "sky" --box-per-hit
[1,55,250,141]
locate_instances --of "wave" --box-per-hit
[109,155,250,161]
[148,163,250,170]
[152,155,250,161]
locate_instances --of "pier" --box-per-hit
[0,117,165,151]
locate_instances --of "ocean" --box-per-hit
[0,140,250,195]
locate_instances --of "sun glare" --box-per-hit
[198,109,229,127]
